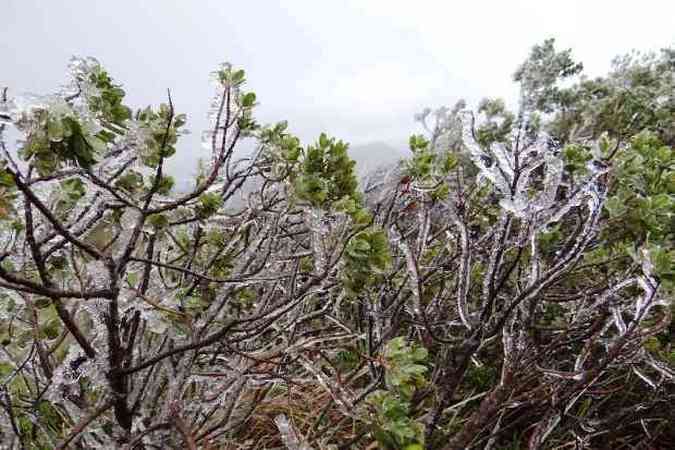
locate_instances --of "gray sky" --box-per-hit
[2,0,674,183]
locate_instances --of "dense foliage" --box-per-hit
[0,40,672,449]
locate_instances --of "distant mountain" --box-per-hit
[348,141,409,176]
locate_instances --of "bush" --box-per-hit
[0,42,672,449]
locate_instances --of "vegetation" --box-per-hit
[0,40,672,449]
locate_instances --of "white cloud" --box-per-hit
[2,0,674,179]
[301,62,448,111]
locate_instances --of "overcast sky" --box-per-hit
[2,0,674,182]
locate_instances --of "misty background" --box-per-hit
[2,0,674,188]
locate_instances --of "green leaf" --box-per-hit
[319,133,330,148]
[404,444,424,450]
[241,92,257,108]
[232,69,246,85]
[126,272,139,288]
[147,213,169,230]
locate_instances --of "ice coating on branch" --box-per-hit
[631,247,660,325]
[454,219,473,330]
[9,94,50,128]
[300,357,356,416]
[275,414,315,450]
[49,337,109,399]
[415,102,465,152]
[202,62,243,160]
[645,352,675,381]
[0,91,14,127]
[461,121,512,195]
[461,113,608,229]
[4,59,110,147]
[0,292,26,334]
[66,56,103,100]
[307,208,328,273]
[8,92,104,162]
[398,237,422,316]
[633,367,657,389]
